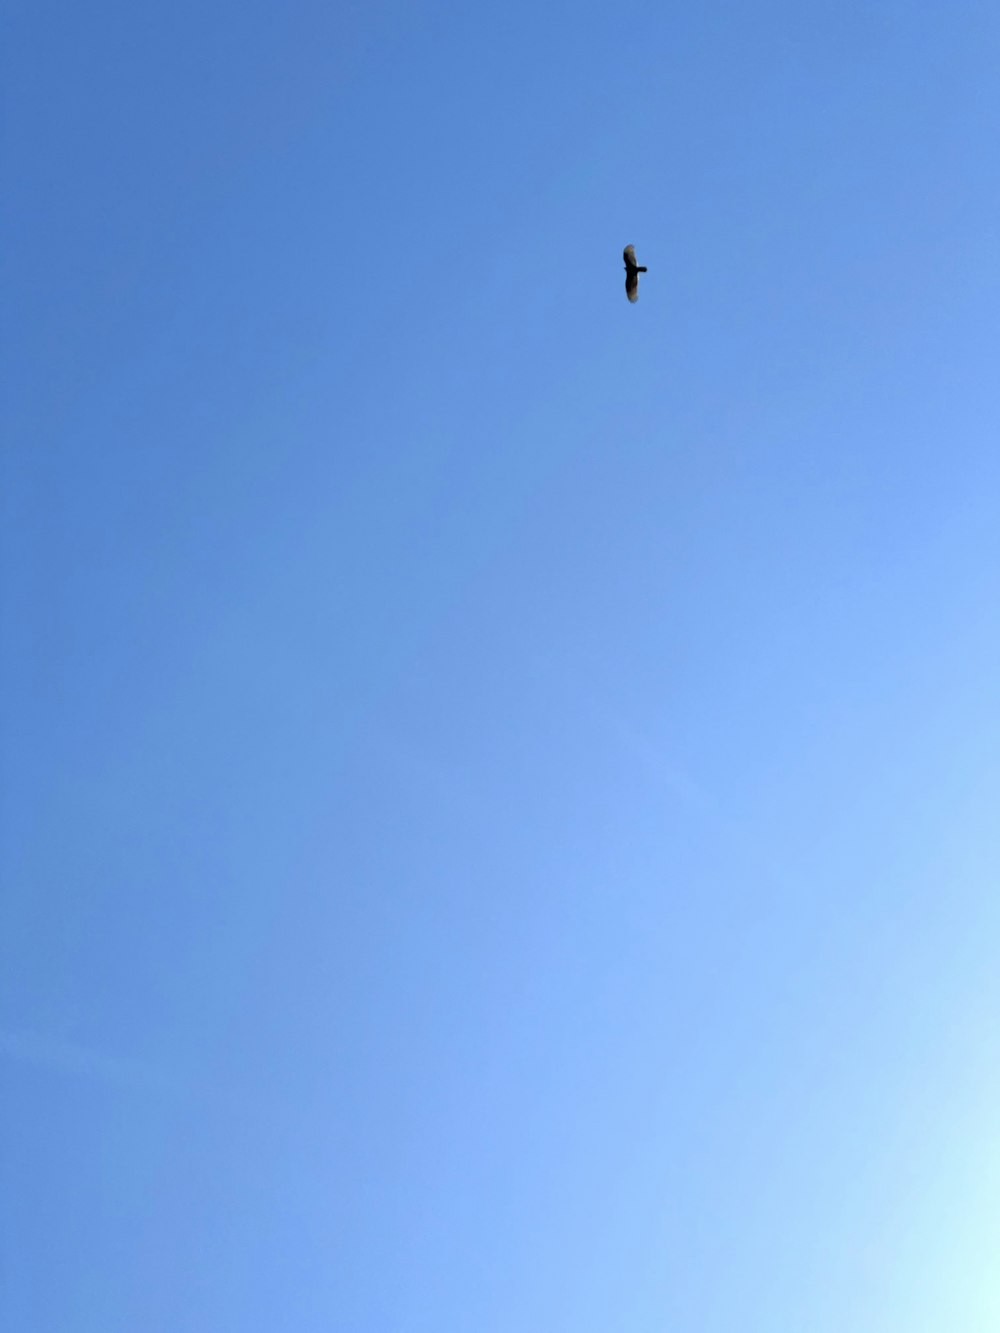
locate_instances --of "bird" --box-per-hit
[623,244,647,303]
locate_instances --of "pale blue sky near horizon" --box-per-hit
[3,1,1000,1329]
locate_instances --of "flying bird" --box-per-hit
[623,244,647,303]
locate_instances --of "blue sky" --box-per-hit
[3,1,999,1328]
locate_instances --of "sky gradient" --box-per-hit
[3,1,1000,1329]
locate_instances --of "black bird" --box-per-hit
[623,244,647,303]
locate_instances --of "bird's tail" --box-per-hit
[637,266,648,273]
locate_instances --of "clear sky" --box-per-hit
[3,1,999,1329]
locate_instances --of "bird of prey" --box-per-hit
[623,244,647,303]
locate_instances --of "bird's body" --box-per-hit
[623,244,647,303]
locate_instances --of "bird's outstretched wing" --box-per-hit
[624,244,643,301]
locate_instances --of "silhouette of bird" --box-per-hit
[623,245,647,303]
